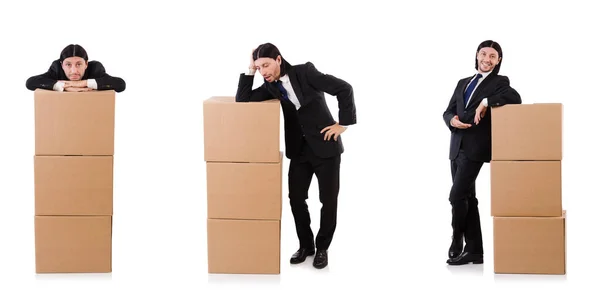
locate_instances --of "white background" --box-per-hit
[0,0,598,306]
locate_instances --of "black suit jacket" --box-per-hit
[443,72,521,162]
[26,59,126,92]
[236,61,356,159]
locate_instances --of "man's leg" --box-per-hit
[311,152,341,269]
[288,149,316,264]
[447,149,484,265]
[465,182,483,255]
[449,157,463,259]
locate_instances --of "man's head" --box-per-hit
[60,44,88,81]
[475,40,502,74]
[252,43,286,83]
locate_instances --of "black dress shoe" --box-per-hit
[448,234,463,259]
[290,248,315,264]
[313,250,328,269]
[447,252,483,265]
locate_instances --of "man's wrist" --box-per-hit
[53,81,65,92]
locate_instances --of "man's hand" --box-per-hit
[249,49,256,70]
[474,102,487,125]
[321,122,347,141]
[63,80,87,88]
[64,87,93,92]
[450,115,472,129]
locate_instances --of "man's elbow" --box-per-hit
[25,78,37,91]
[342,82,353,97]
[235,93,249,102]
[114,78,126,93]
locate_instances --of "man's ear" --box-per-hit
[276,55,281,65]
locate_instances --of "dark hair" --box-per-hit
[253,42,289,77]
[475,40,502,74]
[60,44,88,62]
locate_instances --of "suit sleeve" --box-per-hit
[487,76,521,107]
[26,63,60,91]
[90,62,126,93]
[235,73,274,102]
[304,62,356,126]
[443,81,460,131]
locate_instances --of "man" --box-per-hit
[235,43,356,269]
[26,44,126,93]
[442,40,521,266]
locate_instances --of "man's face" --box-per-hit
[476,47,501,73]
[254,56,281,83]
[61,56,88,81]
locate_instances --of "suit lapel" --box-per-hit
[457,78,469,115]
[466,74,494,110]
[265,81,280,99]
[287,66,305,107]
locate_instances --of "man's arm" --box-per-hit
[235,73,274,102]
[305,62,356,126]
[26,62,61,91]
[443,81,461,131]
[88,62,126,93]
[487,76,522,107]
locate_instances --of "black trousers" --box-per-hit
[288,139,341,251]
[449,148,484,254]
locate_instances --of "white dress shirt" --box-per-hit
[464,70,491,108]
[278,74,301,110]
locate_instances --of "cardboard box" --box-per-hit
[207,219,280,274]
[493,211,566,275]
[491,103,562,161]
[35,89,115,155]
[34,156,113,215]
[203,96,280,163]
[490,161,561,217]
[207,152,282,220]
[35,215,112,273]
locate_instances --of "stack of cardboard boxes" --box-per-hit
[490,103,566,275]
[34,89,115,273]
[203,96,283,274]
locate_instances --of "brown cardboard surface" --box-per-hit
[490,161,561,217]
[207,152,282,220]
[493,211,566,275]
[34,89,115,155]
[203,96,280,163]
[491,103,562,161]
[35,156,113,215]
[35,215,112,273]
[207,219,280,274]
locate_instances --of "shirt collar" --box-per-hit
[475,70,492,80]
[279,74,290,83]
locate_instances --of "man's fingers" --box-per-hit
[321,125,333,134]
[458,122,471,129]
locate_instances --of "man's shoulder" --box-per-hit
[87,60,104,68]
[86,60,107,77]
[293,61,316,71]
[49,59,61,68]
